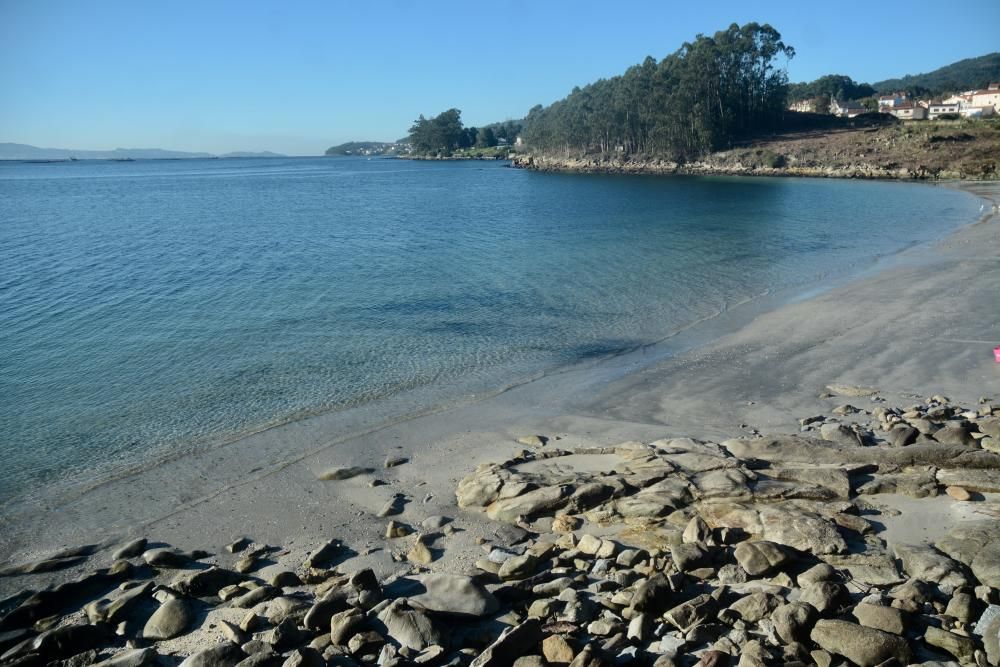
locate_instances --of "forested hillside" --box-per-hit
[519,23,794,159]
[786,53,1000,105]
[871,52,1000,95]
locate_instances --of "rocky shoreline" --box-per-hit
[509,154,995,181]
[2,391,999,667]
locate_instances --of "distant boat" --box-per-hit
[69,156,78,162]
[109,157,135,162]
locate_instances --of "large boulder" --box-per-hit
[173,567,246,597]
[629,573,676,616]
[699,503,846,555]
[31,623,110,660]
[892,543,968,591]
[733,541,791,576]
[924,626,976,662]
[979,418,1000,440]
[84,582,153,624]
[757,505,846,554]
[855,470,938,498]
[932,424,977,447]
[329,608,365,645]
[690,468,752,500]
[178,643,245,667]
[936,468,1000,493]
[851,602,906,635]
[810,619,912,667]
[376,601,442,652]
[936,520,1000,588]
[142,599,193,641]
[469,619,543,667]
[819,423,863,447]
[729,592,780,623]
[771,602,817,644]
[457,466,507,508]
[612,478,693,519]
[820,552,903,587]
[487,485,571,523]
[404,574,499,617]
[977,605,1000,666]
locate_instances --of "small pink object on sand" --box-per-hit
[995,346,1000,363]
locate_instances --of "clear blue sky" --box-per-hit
[2,0,997,155]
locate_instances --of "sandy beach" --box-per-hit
[1,180,996,581]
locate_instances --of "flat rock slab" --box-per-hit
[936,520,1000,588]
[937,468,1000,493]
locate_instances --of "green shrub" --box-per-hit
[762,150,786,168]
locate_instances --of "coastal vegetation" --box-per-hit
[331,39,997,168]
[787,53,1000,106]
[406,110,522,157]
[519,22,795,159]
[786,75,877,111]
[503,25,999,179]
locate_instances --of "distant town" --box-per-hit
[790,82,1000,120]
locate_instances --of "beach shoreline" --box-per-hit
[1,179,998,596]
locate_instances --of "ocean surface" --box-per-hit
[0,157,981,504]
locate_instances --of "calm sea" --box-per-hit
[0,157,980,503]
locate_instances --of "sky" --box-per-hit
[2,0,998,156]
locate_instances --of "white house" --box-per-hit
[830,99,868,117]
[941,93,971,107]
[970,84,1000,113]
[960,105,997,118]
[878,92,909,110]
[788,99,816,112]
[890,103,927,120]
[927,102,961,118]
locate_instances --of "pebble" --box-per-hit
[9,393,1000,667]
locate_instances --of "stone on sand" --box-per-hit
[318,466,373,481]
[142,599,193,641]
[810,619,912,667]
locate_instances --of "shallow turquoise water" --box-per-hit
[0,157,980,502]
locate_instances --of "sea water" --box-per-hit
[0,157,981,503]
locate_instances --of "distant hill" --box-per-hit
[219,151,287,158]
[0,143,286,161]
[871,52,1000,94]
[786,53,1000,105]
[325,141,403,156]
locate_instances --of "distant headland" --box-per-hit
[0,143,287,161]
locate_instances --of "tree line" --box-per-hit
[408,110,522,155]
[786,75,876,104]
[871,52,1000,97]
[518,23,795,160]
[786,54,1000,108]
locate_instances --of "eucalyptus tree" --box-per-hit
[521,22,795,160]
